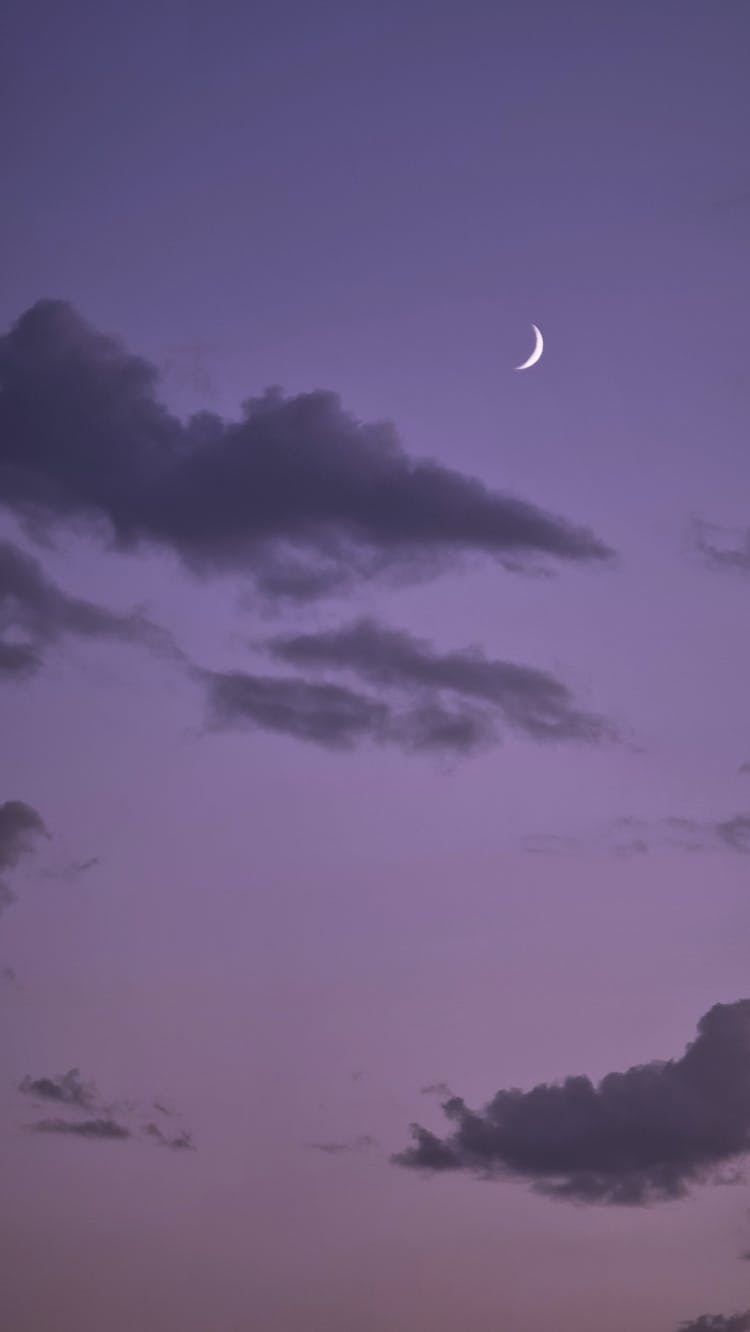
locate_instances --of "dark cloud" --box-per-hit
[0,799,47,914]
[420,1082,455,1098]
[0,301,612,602]
[394,1000,750,1205]
[19,1068,96,1109]
[0,538,178,680]
[1,963,18,986]
[266,618,613,744]
[31,1117,130,1140]
[201,666,496,755]
[679,1316,750,1332]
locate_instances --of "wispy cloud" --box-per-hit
[19,1066,196,1152]
[524,812,750,859]
[31,1117,130,1140]
[0,538,180,682]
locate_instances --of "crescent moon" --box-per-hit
[515,324,543,370]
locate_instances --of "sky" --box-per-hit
[2,2,750,1328]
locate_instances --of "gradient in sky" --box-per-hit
[2,3,750,1329]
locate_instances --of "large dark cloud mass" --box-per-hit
[395,1000,750,1205]
[0,799,46,914]
[0,302,612,600]
[0,538,177,680]
[266,618,613,743]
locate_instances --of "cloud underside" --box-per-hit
[693,519,750,573]
[203,618,613,754]
[0,538,177,680]
[395,1000,750,1205]
[0,301,612,602]
[0,798,46,915]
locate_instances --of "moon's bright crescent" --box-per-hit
[515,323,543,370]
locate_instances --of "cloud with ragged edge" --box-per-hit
[394,1000,750,1205]
[143,1121,197,1151]
[0,301,613,603]
[0,538,180,681]
[198,617,615,757]
[0,799,47,915]
[31,1116,131,1140]
[19,1066,196,1151]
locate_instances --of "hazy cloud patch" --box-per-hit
[19,1068,97,1109]
[0,799,47,915]
[31,1116,130,1140]
[0,539,179,680]
[19,1065,196,1152]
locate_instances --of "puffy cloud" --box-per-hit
[394,1000,750,1205]
[0,301,612,602]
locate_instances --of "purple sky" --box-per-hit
[2,3,750,1328]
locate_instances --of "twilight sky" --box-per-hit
[2,3,750,1329]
